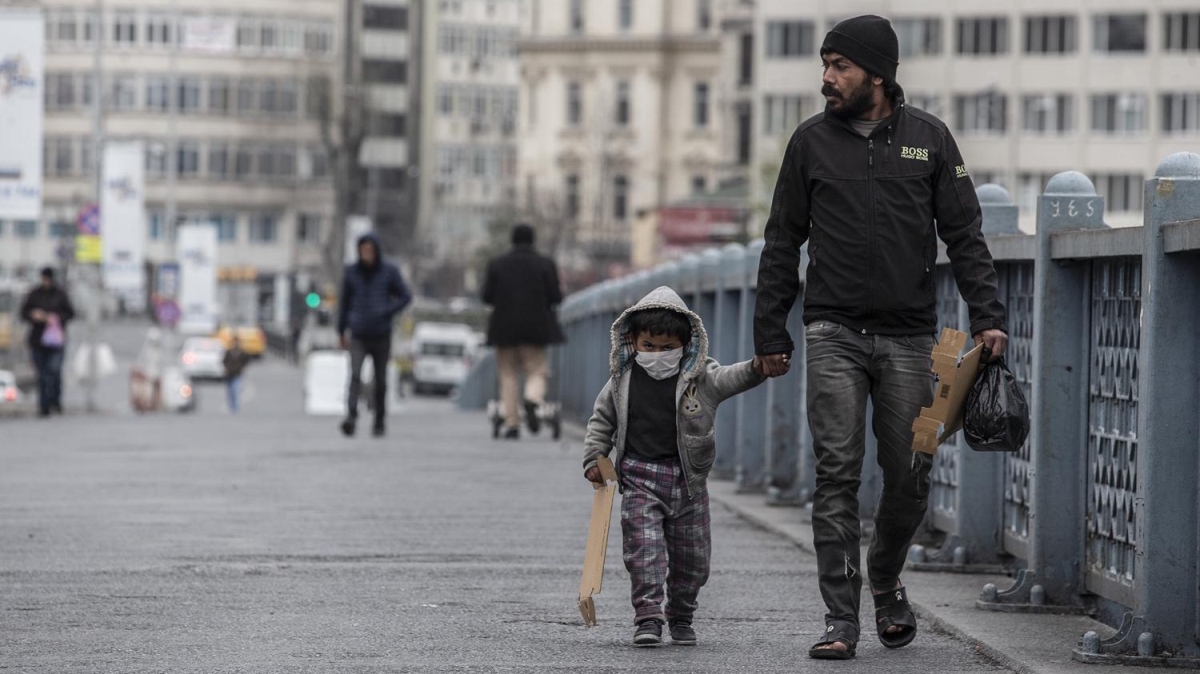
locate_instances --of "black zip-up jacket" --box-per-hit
[754,101,1007,355]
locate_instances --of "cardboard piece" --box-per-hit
[579,455,618,627]
[911,328,985,455]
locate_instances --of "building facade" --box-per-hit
[517,0,725,277]
[752,0,1200,231]
[425,0,520,292]
[0,0,343,323]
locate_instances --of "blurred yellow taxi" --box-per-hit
[214,325,267,357]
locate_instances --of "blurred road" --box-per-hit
[1,325,1009,673]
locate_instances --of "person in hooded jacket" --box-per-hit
[582,286,767,647]
[337,234,412,437]
[20,267,76,417]
[752,15,1009,659]
[481,224,564,439]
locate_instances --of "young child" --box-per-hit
[583,286,767,647]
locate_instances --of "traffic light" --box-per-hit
[305,292,321,309]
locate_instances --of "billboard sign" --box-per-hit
[101,141,146,312]
[176,224,219,335]
[0,10,45,219]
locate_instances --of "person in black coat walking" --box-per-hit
[337,233,412,437]
[20,267,76,417]
[481,224,564,439]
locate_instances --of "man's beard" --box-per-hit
[823,78,876,120]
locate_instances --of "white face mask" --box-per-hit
[635,347,683,380]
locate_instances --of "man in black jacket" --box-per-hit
[337,234,412,438]
[752,15,1008,660]
[20,267,76,417]
[482,224,564,439]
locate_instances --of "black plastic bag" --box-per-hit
[963,358,1030,453]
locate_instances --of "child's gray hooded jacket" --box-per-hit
[582,286,766,497]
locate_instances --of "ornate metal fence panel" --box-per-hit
[928,266,963,533]
[1085,258,1140,608]
[1001,262,1035,559]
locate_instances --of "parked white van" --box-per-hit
[411,322,478,395]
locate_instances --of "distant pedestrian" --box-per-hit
[752,15,1008,659]
[481,224,564,439]
[582,286,767,647]
[20,267,75,417]
[223,336,251,414]
[337,233,412,438]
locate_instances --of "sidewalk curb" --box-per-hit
[707,488,1038,674]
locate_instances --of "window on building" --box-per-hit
[371,113,407,136]
[362,60,407,85]
[907,93,943,117]
[214,214,238,242]
[177,141,200,179]
[694,82,710,128]
[260,21,278,52]
[208,144,229,180]
[178,77,201,114]
[145,76,170,112]
[957,17,1009,55]
[146,144,167,178]
[364,5,407,30]
[80,73,95,108]
[737,104,752,165]
[570,0,585,35]
[111,73,138,111]
[82,11,100,44]
[613,175,628,220]
[615,80,630,126]
[49,221,73,238]
[55,11,78,44]
[1161,93,1200,134]
[618,0,633,32]
[297,214,321,244]
[208,78,230,115]
[46,137,73,177]
[954,92,1008,133]
[304,22,333,55]
[1091,173,1144,212]
[237,79,257,116]
[276,146,296,178]
[439,86,453,115]
[567,81,582,127]
[249,214,278,243]
[1021,94,1074,134]
[763,95,808,135]
[258,146,277,178]
[698,0,712,32]
[259,79,279,114]
[1025,15,1076,54]
[896,18,942,57]
[16,220,38,239]
[80,139,93,175]
[237,18,259,50]
[1094,14,1146,53]
[1164,12,1200,52]
[278,79,298,116]
[1091,93,1147,135]
[309,147,328,179]
[565,174,580,219]
[235,146,254,178]
[147,210,165,241]
[146,13,173,46]
[47,72,76,110]
[739,33,754,85]
[691,175,707,194]
[766,21,815,58]
[113,11,138,45]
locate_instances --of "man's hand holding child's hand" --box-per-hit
[754,354,791,378]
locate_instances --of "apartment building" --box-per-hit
[517,0,724,274]
[426,0,520,283]
[0,0,342,315]
[753,0,1200,231]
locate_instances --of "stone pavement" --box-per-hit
[2,350,1014,673]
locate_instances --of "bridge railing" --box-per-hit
[552,152,1200,665]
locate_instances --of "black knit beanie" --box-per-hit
[821,15,899,83]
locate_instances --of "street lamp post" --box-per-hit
[85,0,105,413]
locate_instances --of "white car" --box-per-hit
[0,369,20,405]
[160,366,196,413]
[411,322,478,396]
[180,337,226,381]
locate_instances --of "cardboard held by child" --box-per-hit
[578,455,618,627]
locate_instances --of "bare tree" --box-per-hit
[311,74,368,289]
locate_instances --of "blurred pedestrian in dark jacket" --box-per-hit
[337,233,412,438]
[20,267,75,417]
[481,224,564,439]
[223,336,251,414]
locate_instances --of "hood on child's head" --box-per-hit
[609,286,709,380]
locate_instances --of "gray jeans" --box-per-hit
[804,321,935,639]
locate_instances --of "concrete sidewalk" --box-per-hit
[705,481,1163,674]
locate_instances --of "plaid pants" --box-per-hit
[620,455,712,624]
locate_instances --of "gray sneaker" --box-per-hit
[633,619,664,647]
[669,620,697,646]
